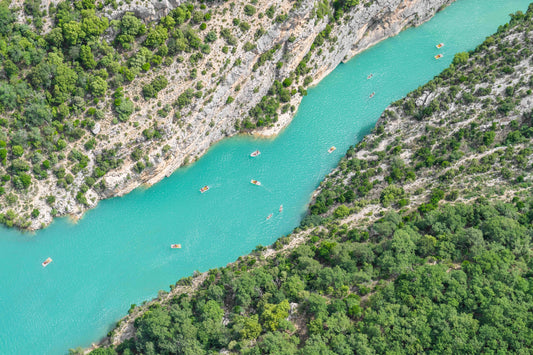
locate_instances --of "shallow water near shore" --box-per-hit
[0,0,531,353]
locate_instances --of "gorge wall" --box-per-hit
[7,0,454,229]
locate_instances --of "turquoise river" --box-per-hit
[0,0,530,353]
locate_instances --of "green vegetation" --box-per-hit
[90,6,533,355]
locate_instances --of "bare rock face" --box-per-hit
[91,123,101,135]
[26,0,181,22]
[18,0,455,230]
[105,0,182,21]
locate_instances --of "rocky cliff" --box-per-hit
[6,0,453,229]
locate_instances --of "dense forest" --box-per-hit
[83,5,533,355]
[88,199,533,355]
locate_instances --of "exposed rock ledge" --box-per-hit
[23,0,454,230]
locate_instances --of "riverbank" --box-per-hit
[87,230,312,353]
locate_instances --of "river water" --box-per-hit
[0,0,530,353]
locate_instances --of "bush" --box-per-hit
[205,30,217,42]
[115,98,134,122]
[244,42,256,52]
[333,205,350,218]
[452,52,469,66]
[244,5,257,16]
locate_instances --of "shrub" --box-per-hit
[244,5,257,16]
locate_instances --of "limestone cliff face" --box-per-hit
[23,0,453,229]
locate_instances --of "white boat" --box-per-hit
[367,73,373,79]
[328,146,336,153]
[200,186,210,193]
[250,150,261,157]
[369,92,375,98]
[436,43,444,49]
[279,205,283,212]
[170,244,182,249]
[42,257,52,267]
[251,179,261,186]
[266,213,273,220]
[435,54,443,59]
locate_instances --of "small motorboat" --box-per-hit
[251,180,261,186]
[170,244,182,249]
[250,150,261,157]
[279,205,283,212]
[328,146,336,154]
[42,257,52,267]
[367,73,373,79]
[200,186,210,193]
[435,54,443,59]
[266,213,273,220]
[436,43,444,49]
[369,92,375,98]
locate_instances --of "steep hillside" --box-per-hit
[0,0,452,230]
[81,6,533,355]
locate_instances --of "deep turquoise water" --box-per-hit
[0,0,530,353]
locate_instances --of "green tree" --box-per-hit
[3,59,18,78]
[89,76,108,97]
[115,98,134,122]
[81,9,109,38]
[261,300,290,331]
[236,315,262,339]
[453,52,469,66]
[145,25,169,48]
[80,45,97,69]
[333,204,350,218]
[0,4,15,35]
[244,5,257,16]
[62,21,84,45]
[12,145,24,157]
[45,27,63,47]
